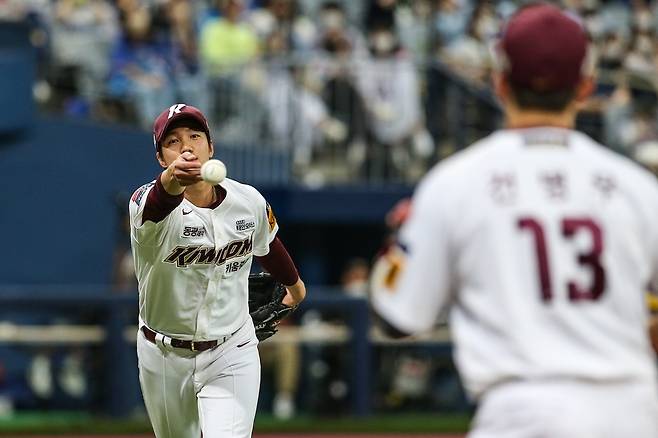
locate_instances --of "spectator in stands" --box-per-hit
[248,0,316,55]
[107,4,175,128]
[623,29,657,79]
[355,23,433,181]
[314,1,369,180]
[630,0,655,34]
[316,1,368,59]
[0,0,37,21]
[161,0,211,115]
[598,30,627,74]
[199,0,265,136]
[396,0,433,61]
[575,0,605,42]
[440,0,496,84]
[50,0,119,113]
[430,0,471,49]
[249,29,346,183]
[364,0,397,34]
[604,72,658,155]
[199,0,260,76]
[340,258,370,298]
[163,0,197,70]
[433,0,500,152]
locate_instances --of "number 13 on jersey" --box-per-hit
[518,216,606,302]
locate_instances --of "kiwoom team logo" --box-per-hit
[163,236,253,268]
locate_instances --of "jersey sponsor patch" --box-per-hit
[131,182,155,206]
[266,203,277,232]
[182,226,206,238]
[236,218,256,231]
[647,293,658,313]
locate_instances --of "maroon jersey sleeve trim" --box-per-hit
[142,174,185,224]
[255,237,299,286]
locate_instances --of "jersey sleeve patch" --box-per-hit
[648,293,658,313]
[131,182,155,206]
[266,202,277,232]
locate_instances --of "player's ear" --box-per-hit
[575,76,595,104]
[156,150,167,169]
[208,140,214,158]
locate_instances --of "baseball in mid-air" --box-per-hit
[201,159,227,185]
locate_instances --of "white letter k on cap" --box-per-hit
[168,104,186,119]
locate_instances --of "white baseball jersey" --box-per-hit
[129,177,278,340]
[373,127,658,399]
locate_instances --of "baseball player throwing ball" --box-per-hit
[129,103,306,438]
[372,4,658,438]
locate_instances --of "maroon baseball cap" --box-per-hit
[498,3,589,92]
[152,103,211,150]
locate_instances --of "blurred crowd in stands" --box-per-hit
[3,0,658,183]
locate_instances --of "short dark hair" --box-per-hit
[508,81,577,112]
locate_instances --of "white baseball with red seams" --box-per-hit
[201,159,227,184]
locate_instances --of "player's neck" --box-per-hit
[505,105,576,130]
[184,182,216,208]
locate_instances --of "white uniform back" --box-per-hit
[374,128,658,398]
[129,178,278,340]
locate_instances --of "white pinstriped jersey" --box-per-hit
[129,178,278,341]
[373,128,658,398]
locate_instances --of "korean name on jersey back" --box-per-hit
[163,236,253,268]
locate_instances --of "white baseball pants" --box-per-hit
[137,320,261,438]
[469,379,658,438]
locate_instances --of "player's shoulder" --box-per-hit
[421,132,508,189]
[222,178,266,204]
[410,134,500,210]
[574,133,658,192]
[130,179,157,207]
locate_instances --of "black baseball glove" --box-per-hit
[248,272,296,341]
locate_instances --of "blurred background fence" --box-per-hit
[2,0,658,430]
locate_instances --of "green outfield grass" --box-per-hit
[0,412,471,435]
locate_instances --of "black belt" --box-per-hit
[141,326,222,352]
